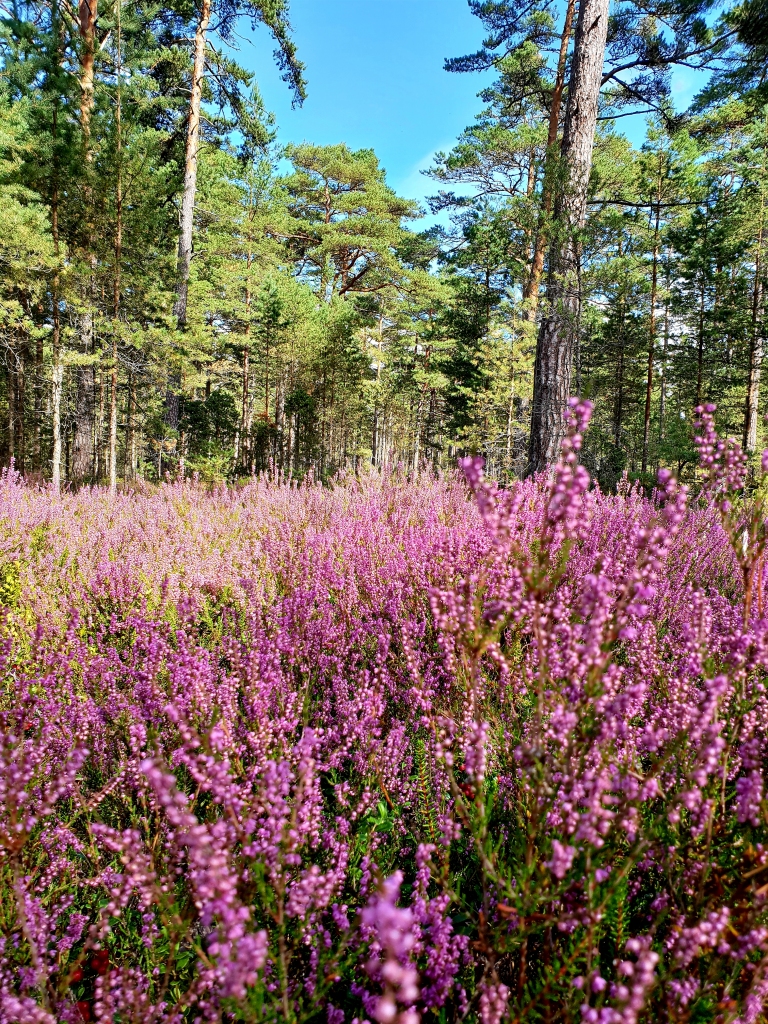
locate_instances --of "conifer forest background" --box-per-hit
[2,0,768,489]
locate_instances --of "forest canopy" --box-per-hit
[2,0,768,488]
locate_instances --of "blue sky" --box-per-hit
[230,0,706,210]
[229,0,495,210]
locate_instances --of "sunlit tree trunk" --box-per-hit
[275,374,284,470]
[72,0,98,483]
[34,326,43,472]
[109,284,120,492]
[658,253,670,451]
[71,361,95,481]
[50,224,63,488]
[111,189,123,491]
[613,271,626,448]
[79,0,96,139]
[49,6,64,492]
[7,344,16,466]
[696,278,706,407]
[126,370,137,479]
[371,405,378,467]
[642,173,662,476]
[51,339,63,490]
[95,367,106,479]
[744,234,764,452]
[239,343,249,466]
[110,0,122,493]
[506,388,514,474]
[18,340,26,473]
[744,124,767,453]
[167,0,212,437]
[412,392,422,473]
[528,0,610,473]
[240,235,253,471]
[174,0,211,322]
[522,0,576,320]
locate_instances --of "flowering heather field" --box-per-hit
[4,404,768,1024]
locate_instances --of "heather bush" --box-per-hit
[2,402,768,1023]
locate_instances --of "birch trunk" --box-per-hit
[51,354,63,491]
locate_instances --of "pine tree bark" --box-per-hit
[34,319,43,472]
[78,0,96,139]
[127,369,137,479]
[240,246,252,472]
[240,342,249,468]
[7,344,16,465]
[110,6,122,494]
[613,248,626,448]
[175,0,211,327]
[51,177,63,491]
[71,347,95,481]
[522,0,576,320]
[527,0,610,473]
[642,183,662,476]
[49,8,64,492]
[658,253,670,450]
[167,0,212,435]
[413,391,422,473]
[275,374,284,468]
[744,132,766,453]
[51,347,63,491]
[109,309,120,492]
[96,364,105,478]
[16,338,26,473]
[696,279,706,407]
[744,233,764,452]
[71,0,98,483]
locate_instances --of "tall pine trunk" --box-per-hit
[127,369,137,479]
[51,181,63,492]
[744,233,764,452]
[527,0,610,473]
[744,121,767,453]
[49,7,64,492]
[17,339,26,473]
[696,278,706,407]
[522,0,576,321]
[658,252,670,451]
[109,2,122,494]
[239,248,252,472]
[72,0,98,483]
[34,326,43,472]
[642,178,662,476]
[51,344,63,490]
[96,367,105,478]
[71,355,95,480]
[7,344,16,466]
[167,0,212,437]
[613,245,626,448]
